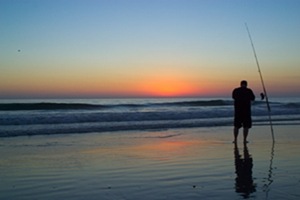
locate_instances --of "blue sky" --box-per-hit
[1,0,300,98]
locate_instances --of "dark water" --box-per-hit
[1,97,300,137]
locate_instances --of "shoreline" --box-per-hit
[1,125,300,199]
[1,120,300,138]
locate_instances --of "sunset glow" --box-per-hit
[139,76,201,97]
[84,139,207,161]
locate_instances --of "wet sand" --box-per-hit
[0,125,300,199]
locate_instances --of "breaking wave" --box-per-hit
[1,98,300,137]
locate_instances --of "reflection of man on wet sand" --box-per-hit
[234,143,256,198]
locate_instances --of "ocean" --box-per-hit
[1,98,300,199]
[1,97,300,137]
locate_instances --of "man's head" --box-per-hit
[240,80,248,87]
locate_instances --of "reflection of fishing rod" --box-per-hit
[263,141,275,199]
[245,23,274,142]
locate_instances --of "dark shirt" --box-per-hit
[232,87,255,115]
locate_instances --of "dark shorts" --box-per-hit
[234,114,252,129]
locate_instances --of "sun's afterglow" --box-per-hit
[139,76,201,97]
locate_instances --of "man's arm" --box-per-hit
[250,90,255,101]
[232,89,237,100]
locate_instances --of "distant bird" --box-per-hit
[17,49,21,52]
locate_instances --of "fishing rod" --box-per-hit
[245,23,274,142]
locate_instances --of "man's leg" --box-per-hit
[233,127,239,143]
[243,128,249,143]
[243,116,252,143]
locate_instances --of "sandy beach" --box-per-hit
[1,125,300,200]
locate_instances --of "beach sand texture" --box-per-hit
[1,125,300,200]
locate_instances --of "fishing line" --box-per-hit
[245,23,274,142]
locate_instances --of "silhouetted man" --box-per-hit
[232,80,255,143]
